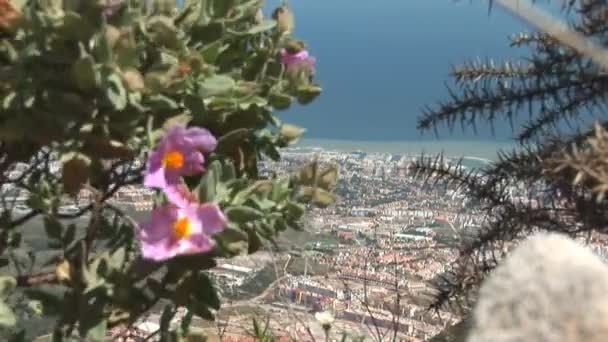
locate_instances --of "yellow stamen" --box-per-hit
[173,217,191,240]
[162,150,184,169]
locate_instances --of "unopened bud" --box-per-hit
[0,0,23,33]
[121,68,145,91]
[285,40,306,54]
[177,61,192,76]
[104,25,121,49]
[272,6,294,34]
[55,259,71,283]
[280,124,306,144]
[254,8,264,25]
[116,27,135,50]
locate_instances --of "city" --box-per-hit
[100,145,534,341]
[5,146,608,341]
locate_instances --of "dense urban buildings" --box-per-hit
[11,146,608,341]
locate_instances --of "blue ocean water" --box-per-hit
[262,0,530,141]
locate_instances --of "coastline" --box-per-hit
[294,138,516,161]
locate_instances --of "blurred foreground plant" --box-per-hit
[0,0,333,340]
[413,0,608,334]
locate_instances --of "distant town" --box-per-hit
[7,146,608,341]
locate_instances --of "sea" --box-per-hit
[296,138,515,161]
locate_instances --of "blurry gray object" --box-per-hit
[468,232,608,342]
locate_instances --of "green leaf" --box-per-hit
[216,128,251,155]
[108,247,127,270]
[198,160,221,202]
[296,85,322,105]
[180,310,194,336]
[8,330,25,342]
[269,93,292,110]
[44,216,63,242]
[191,22,225,44]
[212,0,232,18]
[78,290,107,340]
[251,197,276,211]
[72,56,100,92]
[221,161,236,182]
[200,41,226,64]
[200,74,236,96]
[85,319,106,342]
[246,229,262,254]
[160,304,174,335]
[189,299,214,320]
[61,12,96,42]
[144,94,179,111]
[168,254,217,272]
[285,201,305,220]
[246,19,276,35]
[106,73,128,110]
[0,276,16,299]
[225,206,263,223]
[0,301,16,327]
[184,94,206,116]
[192,273,220,310]
[147,15,178,47]
[63,223,77,245]
[95,26,114,65]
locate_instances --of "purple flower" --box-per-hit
[144,125,217,190]
[280,49,316,71]
[164,183,198,208]
[139,202,226,261]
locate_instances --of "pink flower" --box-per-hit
[144,125,217,191]
[280,49,316,71]
[164,183,198,208]
[139,202,226,261]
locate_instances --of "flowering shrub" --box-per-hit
[0,0,334,340]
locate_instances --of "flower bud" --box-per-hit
[285,40,306,54]
[105,25,122,49]
[55,259,72,283]
[121,68,145,91]
[0,0,23,34]
[254,8,264,25]
[177,61,192,76]
[272,6,294,34]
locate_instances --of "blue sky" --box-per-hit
[264,0,529,141]
[179,1,532,141]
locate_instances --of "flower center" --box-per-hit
[162,150,184,169]
[173,217,191,240]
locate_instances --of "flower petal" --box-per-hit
[181,151,205,176]
[197,203,227,235]
[140,238,174,261]
[139,205,179,261]
[165,183,198,208]
[177,234,215,255]
[143,165,167,188]
[184,127,217,152]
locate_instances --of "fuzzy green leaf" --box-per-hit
[0,277,16,299]
[44,216,63,242]
[106,73,128,110]
[225,205,264,223]
[200,74,236,96]
[0,301,16,327]
[72,56,100,92]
